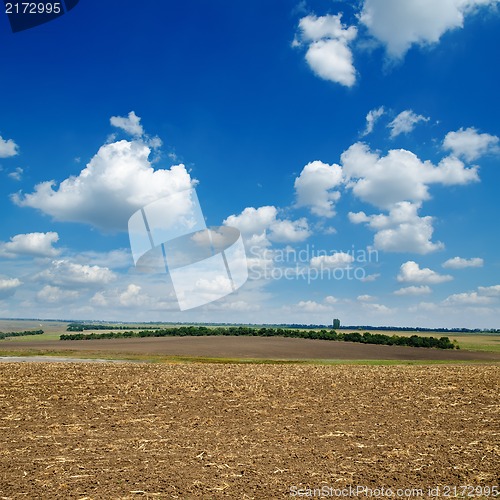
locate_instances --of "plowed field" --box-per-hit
[0,363,499,499]
[3,335,500,361]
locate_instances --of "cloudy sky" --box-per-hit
[0,0,499,328]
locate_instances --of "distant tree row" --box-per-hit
[343,325,500,334]
[60,326,456,349]
[67,323,163,332]
[64,321,500,333]
[0,329,44,340]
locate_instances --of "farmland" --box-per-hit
[1,320,499,498]
[2,319,500,362]
[0,362,499,498]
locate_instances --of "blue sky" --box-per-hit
[0,0,499,327]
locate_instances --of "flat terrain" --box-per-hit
[2,335,500,362]
[0,363,498,498]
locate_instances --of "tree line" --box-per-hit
[0,329,44,340]
[67,323,163,332]
[60,326,456,349]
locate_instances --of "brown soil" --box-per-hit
[3,335,500,361]
[0,363,499,499]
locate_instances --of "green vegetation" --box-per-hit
[60,326,456,349]
[0,329,44,340]
[66,323,163,332]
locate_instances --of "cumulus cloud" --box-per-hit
[388,110,429,138]
[224,206,311,244]
[294,160,343,217]
[76,249,132,269]
[119,284,148,307]
[357,294,374,301]
[442,256,484,269]
[477,285,500,296]
[0,278,22,298]
[36,260,116,287]
[361,302,392,314]
[310,252,354,268]
[269,218,311,243]
[341,142,478,209]
[8,167,23,181]
[349,202,444,254]
[0,232,60,258]
[443,291,493,306]
[341,141,479,253]
[360,0,499,60]
[360,273,380,282]
[110,111,144,137]
[13,138,195,232]
[361,106,385,136]
[90,282,177,311]
[394,285,432,296]
[397,261,453,284]
[0,135,18,158]
[443,127,499,161]
[37,285,79,304]
[296,300,329,312]
[295,14,357,87]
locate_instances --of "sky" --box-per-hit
[0,0,499,328]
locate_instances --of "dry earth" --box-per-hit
[3,336,500,361]
[0,363,499,499]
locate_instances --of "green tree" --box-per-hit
[332,318,341,329]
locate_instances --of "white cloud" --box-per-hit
[13,138,195,232]
[442,256,484,269]
[223,206,311,244]
[8,167,23,181]
[76,249,132,269]
[37,285,79,304]
[310,252,354,268]
[357,294,374,301]
[349,202,444,254]
[362,302,392,313]
[341,142,478,210]
[360,273,380,282]
[388,110,429,138]
[294,160,343,217]
[443,291,493,306]
[394,285,432,296]
[119,284,148,307]
[0,232,60,258]
[90,291,108,307]
[0,278,22,298]
[36,260,116,287]
[296,300,329,312]
[341,140,479,253]
[0,135,18,158]
[409,301,439,313]
[360,0,499,60]
[296,14,358,87]
[477,285,500,296]
[325,295,338,304]
[110,111,144,137]
[443,127,499,161]
[397,261,453,284]
[361,106,385,136]
[89,282,178,311]
[224,206,276,235]
[269,218,311,243]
